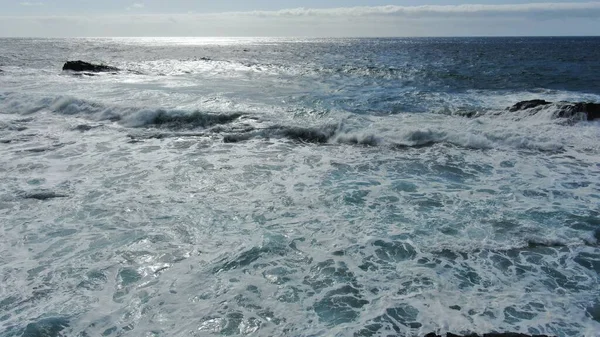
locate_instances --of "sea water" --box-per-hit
[0,37,599,337]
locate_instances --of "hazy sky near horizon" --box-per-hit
[1,0,599,37]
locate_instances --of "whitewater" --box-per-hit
[0,37,599,337]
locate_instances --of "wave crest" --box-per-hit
[0,93,243,129]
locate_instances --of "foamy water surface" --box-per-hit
[0,37,599,337]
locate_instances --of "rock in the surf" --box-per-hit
[555,102,600,121]
[507,100,600,121]
[507,99,552,112]
[62,60,119,72]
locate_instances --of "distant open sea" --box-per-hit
[0,37,599,337]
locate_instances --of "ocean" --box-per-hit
[0,37,599,337]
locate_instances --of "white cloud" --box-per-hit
[2,2,600,37]
[16,2,600,17]
[126,3,145,11]
[238,2,600,18]
[20,1,44,6]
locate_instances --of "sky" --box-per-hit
[0,0,599,37]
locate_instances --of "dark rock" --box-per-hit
[556,102,600,121]
[22,317,69,337]
[584,103,600,120]
[508,100,552,112]
[62,60,119,73]
[507,100,600,121]
[449,305,462,311]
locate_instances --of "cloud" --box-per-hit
[20,1,44,6]
[126,3,145,11]
[1,2,600,37]
[237,2,600,18]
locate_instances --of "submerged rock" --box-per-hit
[62,60,119,73]
[507,100,600,121]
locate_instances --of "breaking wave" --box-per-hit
[0,92,243,129]
[221,123,567,153]
[1,92,596,153]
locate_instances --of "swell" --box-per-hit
[0,93,243,129]
[0,92,591,153]
[126,123,567,153]
[479,101,596,124]
[133,110,242,129]
[220,124,566,153]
